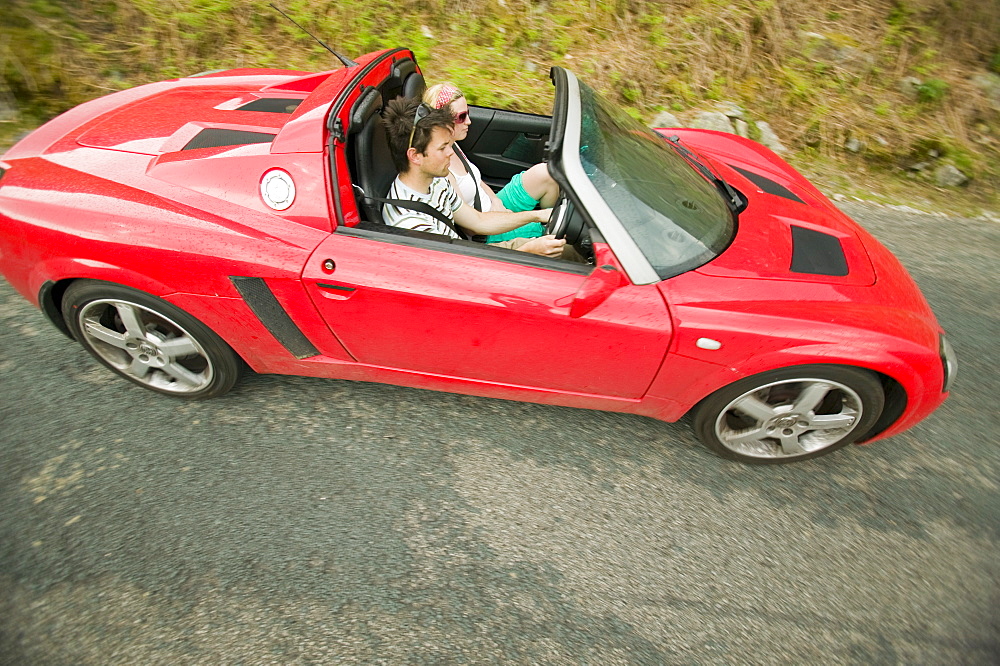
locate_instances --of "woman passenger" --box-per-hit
[423,83,561,246]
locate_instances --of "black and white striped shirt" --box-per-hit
[382,176,463,237]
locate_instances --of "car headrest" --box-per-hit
[402,72,425,99]
[348,86,384,134]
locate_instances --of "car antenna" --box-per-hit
[269,3,359,68]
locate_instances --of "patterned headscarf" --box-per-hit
[429,83,463,110]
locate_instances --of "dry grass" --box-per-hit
[2,0,997,211]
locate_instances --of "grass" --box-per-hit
[1,0,997,216]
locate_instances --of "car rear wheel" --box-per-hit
[693,365,884,464]
[62,280,241,399]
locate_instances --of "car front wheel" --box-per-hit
[62,280,242,399]
[693,365,885,464]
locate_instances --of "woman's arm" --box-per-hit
[453,203,550,236]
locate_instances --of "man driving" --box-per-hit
[380,96,566,258]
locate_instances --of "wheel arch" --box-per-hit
[33,260,181,340]
[59,279,244,399]
[38,279,75,339]
[678,351,917,441]
[861,373,907,442]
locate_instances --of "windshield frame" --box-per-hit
[548,68,660,285]
[548,67,735,285]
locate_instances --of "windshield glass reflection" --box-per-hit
[578,82,734,279]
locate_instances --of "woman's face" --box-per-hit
[449,97,472,141]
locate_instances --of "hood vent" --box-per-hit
[237,98,302,114]
[790,225,849,276]
[730,165,805,204]
[182,129,276,151]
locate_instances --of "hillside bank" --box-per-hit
[2,0,997,216]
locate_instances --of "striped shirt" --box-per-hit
[382,176,463,238]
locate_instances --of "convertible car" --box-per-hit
[0,48,955,463]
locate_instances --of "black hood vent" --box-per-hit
[790,225,849,276]
[237,98,302,114]
[182,129,275,151]
[730,165,805,204]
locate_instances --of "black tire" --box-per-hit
[62,280,242,399]
[693,364,885,464]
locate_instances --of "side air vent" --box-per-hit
[790,225,849,276]
[229,277,319,359]
[182,129,276,151]
[237,98,303,114]
[730,165,805,205]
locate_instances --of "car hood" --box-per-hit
[2,67,353,160]
[662,129,877,287]
[75,88,298,155]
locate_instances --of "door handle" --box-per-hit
[316,282,356,301]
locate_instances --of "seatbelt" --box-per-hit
[453,146,482,212]
[360,189,470,240]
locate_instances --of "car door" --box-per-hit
[302,232,673,399]
[459,106,552,191]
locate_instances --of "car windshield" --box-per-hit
[577,81,735,279]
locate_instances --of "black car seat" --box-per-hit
[348,87,394,223]
[391,58,426,100]
[347,65,427,225]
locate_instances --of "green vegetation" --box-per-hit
[2,0,997,213]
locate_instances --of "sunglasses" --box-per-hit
[407,103,431,149]
[454,110,469,124]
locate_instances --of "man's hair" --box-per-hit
[382,96,455,173]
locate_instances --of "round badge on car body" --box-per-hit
[260,169,296,210]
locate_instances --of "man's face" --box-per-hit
[414,126,455,178]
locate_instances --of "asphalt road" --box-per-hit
[1,202,997,664]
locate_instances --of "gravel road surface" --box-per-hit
[1,202,997,664]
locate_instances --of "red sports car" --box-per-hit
[0,48,956,463]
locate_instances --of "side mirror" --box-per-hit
[569,264,625,318]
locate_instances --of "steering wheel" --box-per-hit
[546,195,573,239]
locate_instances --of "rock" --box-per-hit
[971,72,1000,111]
[900,76,923,99]
[803,32,875,74]
[651,111,682,128]
[420,25,434,39]
[934,164,969,187]
[733,119,749,138]
[524,60,538,74]
[832,193,847,202]
[756,121,786,153]
[691,111,734,133]
[844,137,864,153]
[716,102,745,119]
[908,161,931,172]
[0,91,16,123]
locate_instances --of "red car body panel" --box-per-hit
[0,48,949,445]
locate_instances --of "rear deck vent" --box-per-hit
[790,225,849,276]
[730,165,806,205]
[237,98,302,114]
[182,129,275,151]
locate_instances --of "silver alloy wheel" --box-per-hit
[77,298,214,394]
[713,377,864,460]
